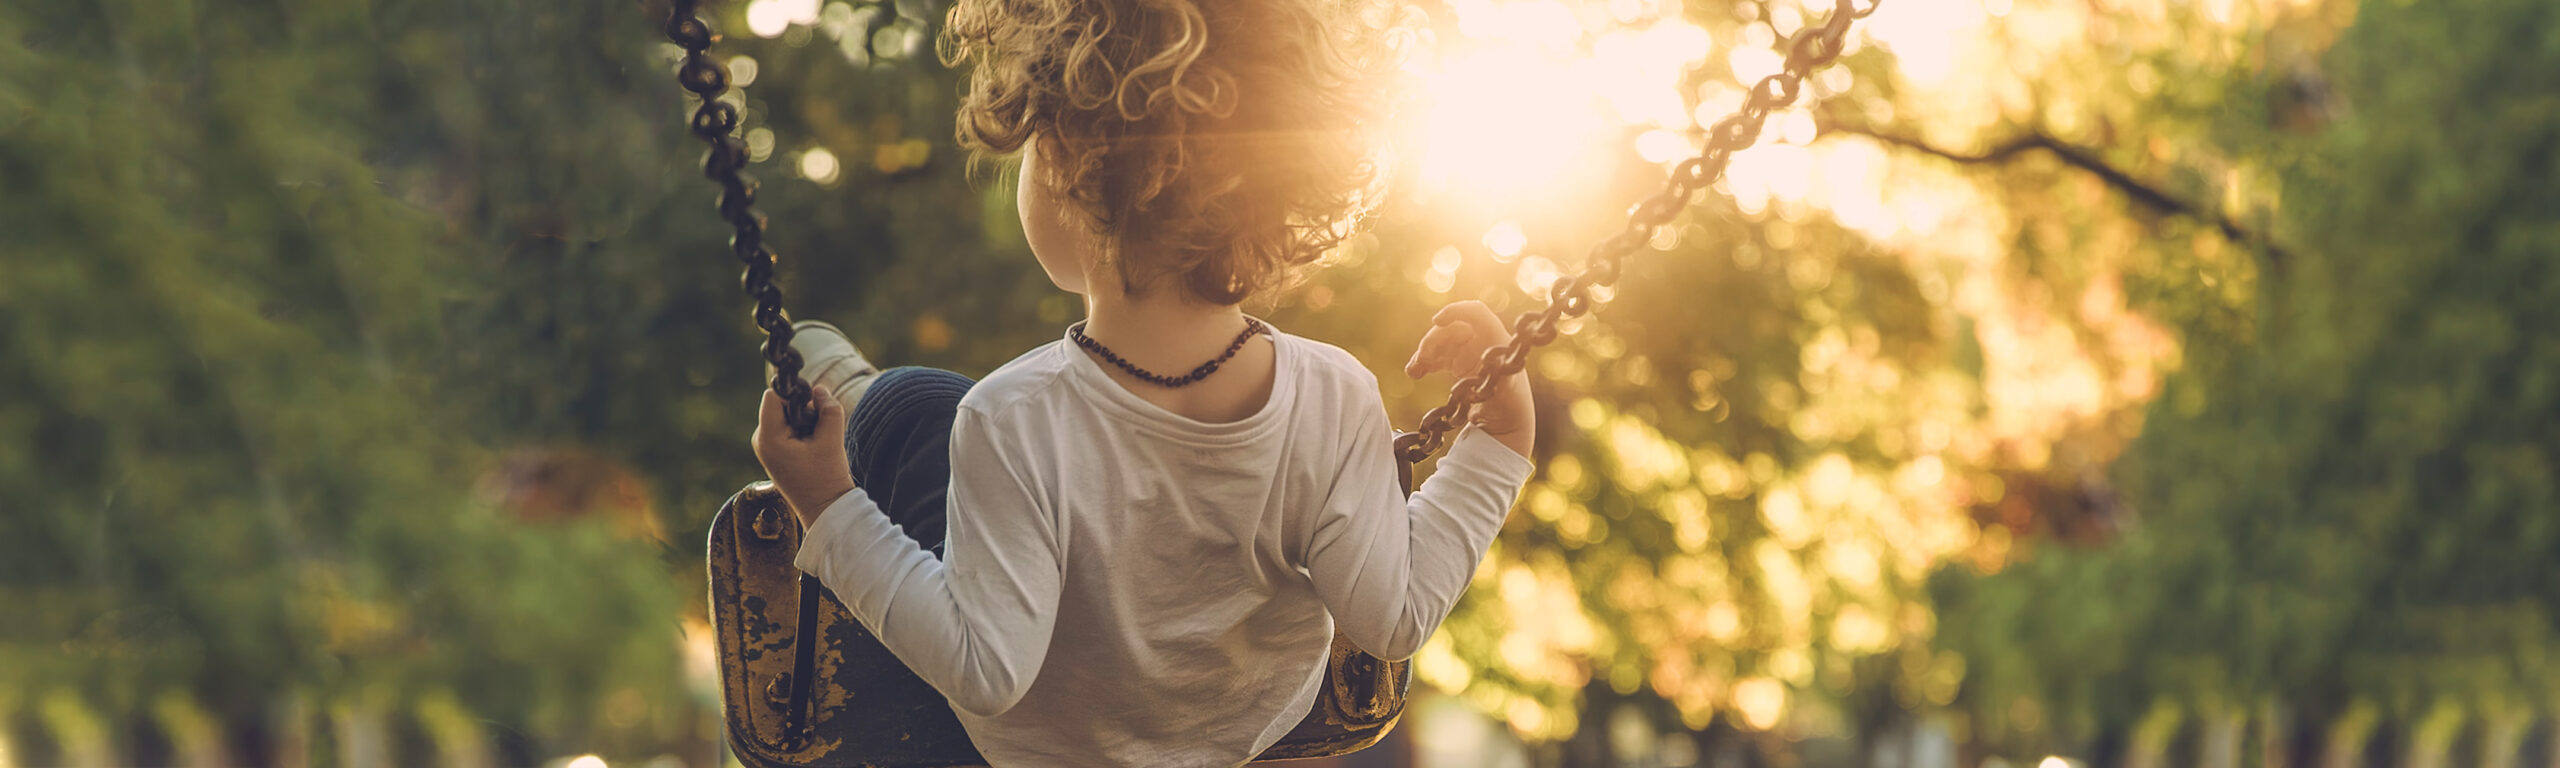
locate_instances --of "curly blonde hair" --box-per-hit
[942,0,1399,304]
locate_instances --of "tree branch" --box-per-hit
[1815,119,2291,274]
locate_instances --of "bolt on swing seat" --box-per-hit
[663,0,1872,761]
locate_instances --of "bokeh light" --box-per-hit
[1480,221,1526,259]
[745,0,822,38]
[799,147,841,184]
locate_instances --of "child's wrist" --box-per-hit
[1469,387,1534,435]
[783,480,857,528]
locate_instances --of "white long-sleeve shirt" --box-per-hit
[794,323,1535,767]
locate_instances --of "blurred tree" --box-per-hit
[1934,0,2560,764]
[0,0,723,762]
[1308,0,2224,756]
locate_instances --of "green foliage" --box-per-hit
[0,0,707,759]
[1935,0,2560,757]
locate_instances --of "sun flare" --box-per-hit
[1404,0,1719,209]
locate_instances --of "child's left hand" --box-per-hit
[1405,300,1536,459]
[753,387,857,528]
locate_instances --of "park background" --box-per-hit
[4,0,2556,765]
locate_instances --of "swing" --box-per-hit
[666,0,1876,763]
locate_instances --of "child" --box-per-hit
[749,0,1536,761]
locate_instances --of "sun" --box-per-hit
[1410,46,1611,205]
[1399,0,1724,228]
[1395,0,1911,274]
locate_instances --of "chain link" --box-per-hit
[1394,0,1877,464]
[667,0,821,438]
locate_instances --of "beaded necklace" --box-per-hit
[1069,317,1269,388]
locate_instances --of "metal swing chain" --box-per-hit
[1393,0,1879,465]
[665,0,822,438]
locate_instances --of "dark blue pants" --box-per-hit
[844,367,974,559]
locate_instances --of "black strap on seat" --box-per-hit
[785,573,822,745]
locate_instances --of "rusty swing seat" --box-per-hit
[659,0,1873,762]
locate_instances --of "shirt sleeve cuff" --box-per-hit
[793,487,884,575]
[1444,426,1537,489]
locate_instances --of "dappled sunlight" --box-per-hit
[1384,0,2231,741]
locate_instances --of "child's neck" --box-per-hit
[1075,270,1274,423]
[1080,275,1250,354]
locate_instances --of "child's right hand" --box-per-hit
[1404,300,1535,458]
[753,386,857,528]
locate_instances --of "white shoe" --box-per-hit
[787,320,882,411]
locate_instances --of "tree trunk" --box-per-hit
[333,703,392,768]
[2403,701,2463,768]
[153,693,228,768]
[2121,701,2182,768]
[2198,710,2243,768]
[2476,710,2528,768]
[2257,701,2291,768]
[2318,702,2378,768]
[37,693,117,768]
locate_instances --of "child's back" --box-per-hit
[793,327,1530,765]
